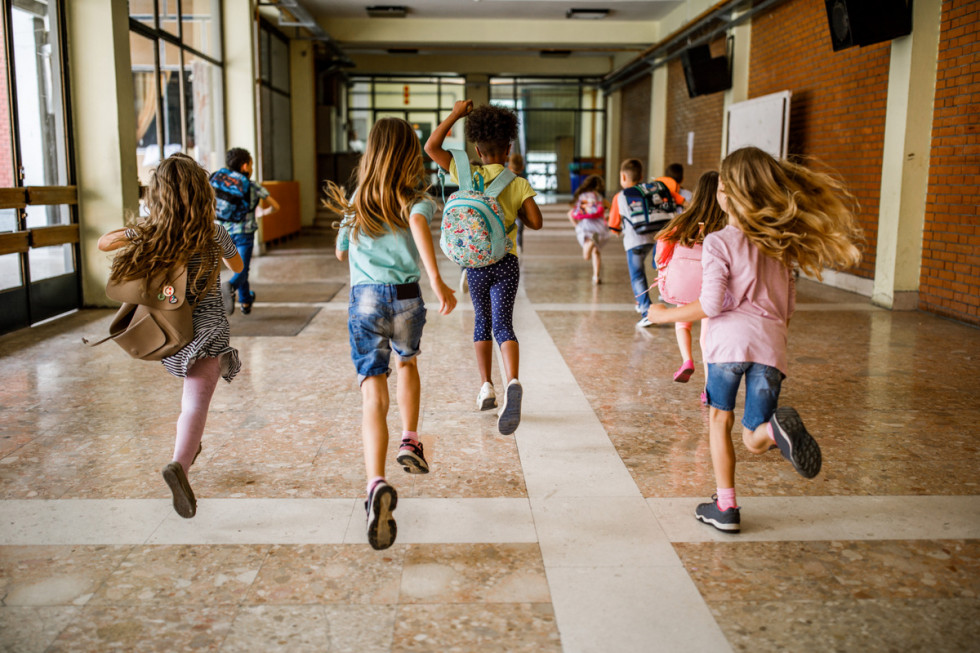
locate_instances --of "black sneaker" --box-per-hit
[240,290,256,315]
[770,406,822,479]
[695,496,740,533]
[365,480,397,550]
[396,439,429,474]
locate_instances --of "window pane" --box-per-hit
[158,0,179,38]
[0,252,22,290]
[270,34,289,93]
[259,29,270,83]
[12,2,70,187]
[129,0,156,30]
[28,243,73,281]
[0,208,17,232]
[184,53,224,172]
[160,41,183,158]
[348,109,368,152]
[0,16,15,187]
[25,203,69,229]
[181,0,221,59]
[130,31,159,184]
[271,91,292,179]
[440,79,464,111]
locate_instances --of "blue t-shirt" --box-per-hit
[338,199,435,286]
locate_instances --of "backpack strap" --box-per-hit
[484,168,517,199]
[449,150,473,192]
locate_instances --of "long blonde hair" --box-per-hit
[110,153,219,296]
[720,147,863,278]
[656,171,727,247]
[322,117,429,241]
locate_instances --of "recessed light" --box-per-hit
[566,8,610,19]
[366,5,407,18]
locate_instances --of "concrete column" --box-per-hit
[290,39,316,227]
[872,0,942,309]
[67,0,139,306]
[647,66,669,186]
[222,0,257,164]
[605,90,622,193]
[721,14,752,158]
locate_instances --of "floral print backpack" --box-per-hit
[439,150,516,268]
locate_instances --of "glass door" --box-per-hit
[0,0,78,334]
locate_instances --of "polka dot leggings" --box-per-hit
[466,253,520,344]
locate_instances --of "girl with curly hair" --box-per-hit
[647,146,863,534]
[97,153,244,519]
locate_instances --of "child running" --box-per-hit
[647,147,863,533]
[654,171,727,387]
[97,153,244,519]
[568,174,609,284]
[425,100,543,435]
[324,117,457,551]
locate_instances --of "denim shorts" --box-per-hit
[705,362,785,430]
[348,283,426,385]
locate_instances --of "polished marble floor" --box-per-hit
[1,201,978,652]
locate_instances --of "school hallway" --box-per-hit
[1,199,978,652]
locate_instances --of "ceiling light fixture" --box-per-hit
[566,8,610,19]
[366,5,407,18]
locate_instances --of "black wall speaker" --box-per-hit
[680,45,732,98]
[825,0,913,52]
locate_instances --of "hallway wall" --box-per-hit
[920,0,980,324]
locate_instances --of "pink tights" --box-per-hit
[173,356,221,470]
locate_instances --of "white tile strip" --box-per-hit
[531,302,881,313]
[649,495,980,543]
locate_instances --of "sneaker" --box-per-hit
[673,359,695,383]
[695,495,740,533]
[770,406,822,479]
[476,382,497,411]
[221,281,235,315]
[636,316,653,328]
[161,461,196,519]
[240,290,256,315]
[365,479,398,550]
[592,275,601,285]
[397,439,429,474]
[635,304,642,314]
[497,379,523,435]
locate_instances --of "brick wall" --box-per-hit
[0,22,13,188]
[920,0,980,325]
[663,37,727,188]
[749,0,891,280]
[619,73,652,173]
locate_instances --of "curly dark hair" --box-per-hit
[465,104,518,157]
[226,147,251,172]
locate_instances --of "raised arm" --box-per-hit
[409,211,456,315]
[424,99,473,172]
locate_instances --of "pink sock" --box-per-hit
[716,488,738,511]
[367,476,385,494]
[767,422,776,443]
[402,430,418,443]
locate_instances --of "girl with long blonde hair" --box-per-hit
[324,117,456,550]
[97,153,244,519]
[648,146,863,533]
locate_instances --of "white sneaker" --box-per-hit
[634,304,642,314]
[637,316,653,328]
[497,379,523,435]
[476,382,496,411]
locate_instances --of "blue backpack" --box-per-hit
[209,168,254,223]
[439,150,517,268]
[622,182,675,235]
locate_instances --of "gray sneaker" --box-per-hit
[770,406,822,479]
[695,495,740,533]
[365,480,398,550]
[497,379,523,435]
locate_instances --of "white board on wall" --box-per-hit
[725,90,792,160]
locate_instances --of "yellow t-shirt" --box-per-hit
[449,160,537,254]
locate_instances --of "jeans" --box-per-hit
[705,362,785,430]
[348,283,427,385]
[627,243,655,316]
[228,232,254,303]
